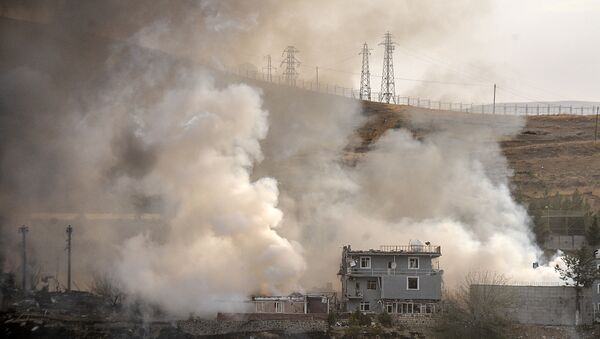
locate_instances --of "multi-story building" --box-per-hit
[338,242,442,315]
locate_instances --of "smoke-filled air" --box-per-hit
[0,0,570,318]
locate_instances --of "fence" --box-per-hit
[227,67,599,116]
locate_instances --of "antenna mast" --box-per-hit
[359,42,372,100]
[379,32,396,104]
[280,46,301,86]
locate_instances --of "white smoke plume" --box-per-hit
[0,0,561,317]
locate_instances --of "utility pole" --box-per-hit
[66,225,73,292]
[263,55,274,82]
[493,84,497,114]
[379,32,396,104]
[595,106,599,142]
[280,46,301,86]
[359,42,372,100]
[18,225,28,292]
[315,66,319,90]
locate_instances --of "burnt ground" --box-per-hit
[351,101,600,209]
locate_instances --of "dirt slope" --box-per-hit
[353,101,600,209]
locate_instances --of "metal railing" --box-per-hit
[380,245,441,254]
[348,268,441,276]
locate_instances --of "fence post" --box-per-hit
[525,104,528,116]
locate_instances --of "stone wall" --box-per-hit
[178,318,327,336]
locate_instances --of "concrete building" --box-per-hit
[338,242,442,314]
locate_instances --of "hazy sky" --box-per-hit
[255,0,600,104]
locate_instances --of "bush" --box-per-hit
[377,311,393,328]
[327,311,338,326]
[349,309,372,327]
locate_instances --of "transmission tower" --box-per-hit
[263,55,274,82]
[66,225,73,292]
[280,46,301,86]
[379,32,396,104]
[359,42,372,100]
[18,225,28,291]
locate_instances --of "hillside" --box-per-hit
[353,101,600,209]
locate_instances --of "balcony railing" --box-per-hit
[348,268,441,276]
[380,245,441,254]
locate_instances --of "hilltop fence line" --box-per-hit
[227,67,599,116]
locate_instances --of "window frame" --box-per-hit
[360,256,371,269]
[407,276,420,290]
[597,283,600,294]
[359,301,370,312]
[275,301,284,313]
[385,303,394,313]
[367,279,377,290]
[408,257,420,269]
[256,302,265,313]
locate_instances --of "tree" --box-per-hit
[554,246,600,325]
[586,215,600,247]
[90,273,125,307]
[434,272,517,339]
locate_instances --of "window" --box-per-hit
[407,276,419,290]
[385,303,394,313]
[360,256,371,269]
[256,302,265,313]
[425,304,434,314]
[275,301,284,313]
[408,257,419,269]
[367,280,377,290]
[400,302,413,314]
[359,302,370,312]
[597,283,600,294]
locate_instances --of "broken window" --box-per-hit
[359,302,370,312]
[367,280,377,290]
[360,256,371,269]
[408,257,419,269]
[407,277,419,290]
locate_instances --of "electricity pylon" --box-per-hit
[379,32,396,104]
[263,55,275,82]
[280,46,301,86]
[359,42,372,100]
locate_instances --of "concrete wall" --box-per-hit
[544,235,586,250]
[472,285,594,326]
[382,274,442,300]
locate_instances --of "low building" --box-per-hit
[338,242,443,315]
[251,292,336,314]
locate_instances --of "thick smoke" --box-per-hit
[0,0,559,316]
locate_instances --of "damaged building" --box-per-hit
[338,241,443,315]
